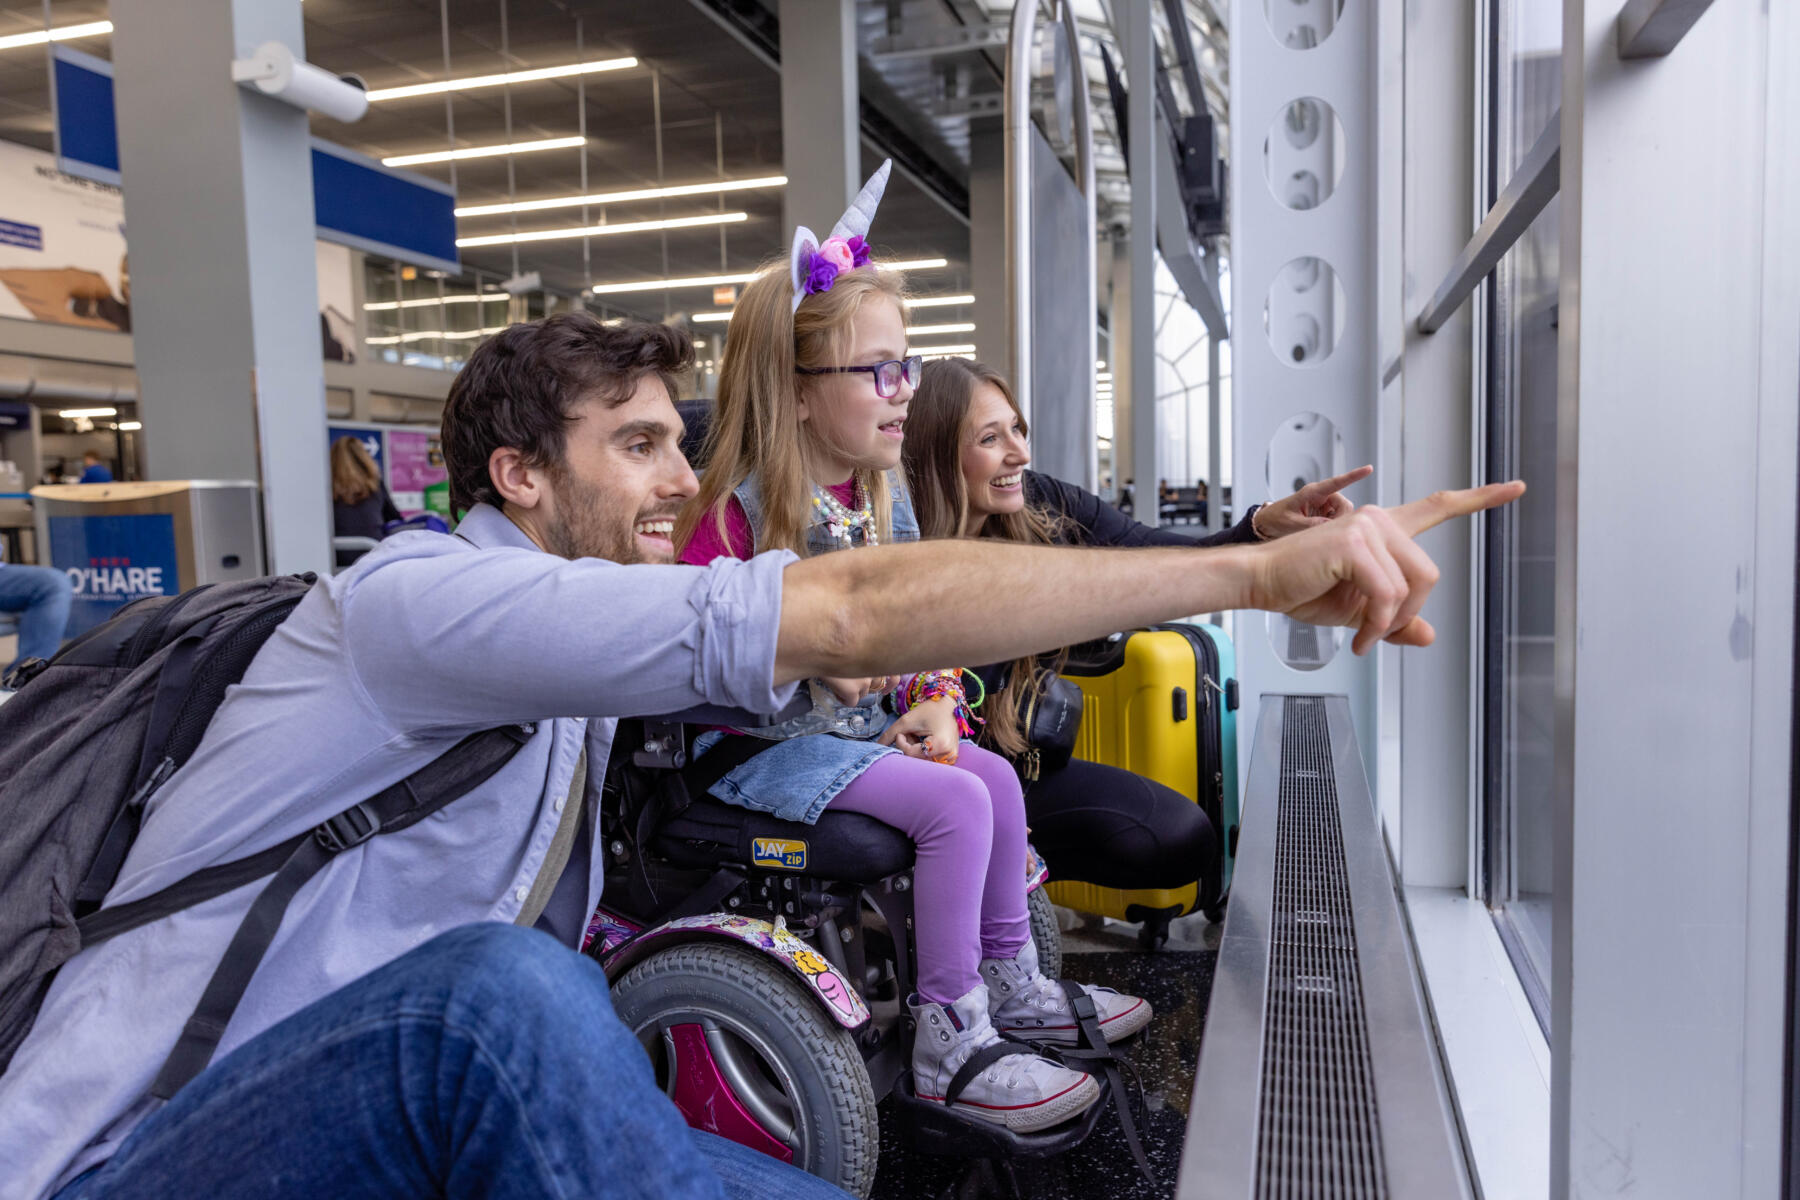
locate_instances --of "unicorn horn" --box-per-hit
[828,159,892,243]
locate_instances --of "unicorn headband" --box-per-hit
[788,159,892,314]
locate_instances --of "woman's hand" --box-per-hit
[1253,465,1374,539]
[879,695,962,763]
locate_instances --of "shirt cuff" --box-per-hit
[693,548,803,714]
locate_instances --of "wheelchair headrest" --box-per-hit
[676,399,713,473]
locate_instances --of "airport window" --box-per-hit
[1479,0,1561,1029]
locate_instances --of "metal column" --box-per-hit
[1122,0,1159,517]
[110,0,332,576]
[779,0,859,233]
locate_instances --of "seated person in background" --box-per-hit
[77,452,112,485]
[0,547,71,681]
[901,357,1373,896]
[0,310,1518,1200]
[329,435,401,567]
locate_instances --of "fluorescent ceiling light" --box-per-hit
[906,322,974,336]
[591,258,945,296]
[456,175,786,218]
[116,421,142,431]
[458,211,746,249]
[911,343,976,356]
[1096,371,1113,381]
[366,57,637,102]
[0,19,111,52]
[364,294,509,312]
[691,311,734,323]
[383,136,586,167]
[904,294,975,309]
[59,407,116,418]
[368,328,509,344]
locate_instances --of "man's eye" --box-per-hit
[628,441,654,456]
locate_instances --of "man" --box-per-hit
[0,547,71,680]
[0,314,1519,1199]
[78,451,112,484]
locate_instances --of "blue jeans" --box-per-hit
[0,564,71,675]
[54,924,851,1200]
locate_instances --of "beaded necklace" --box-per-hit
[810,477,878,549]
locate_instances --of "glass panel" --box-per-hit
[1483,0,1562,1024]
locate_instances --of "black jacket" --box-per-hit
[971,471,1260,704]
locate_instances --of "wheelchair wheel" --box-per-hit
[612,941,879,1198]
[1027,885,1062,979]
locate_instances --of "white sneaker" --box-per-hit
[981,939,1153,1046]
[909,983,1101,1133]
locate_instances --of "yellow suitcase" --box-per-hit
[1048,624,1239,948]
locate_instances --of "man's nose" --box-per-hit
[668,454,700,499]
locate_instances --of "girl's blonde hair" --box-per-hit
[330,435,383,506]
[679,256,911,557]
[901,357,1068,756]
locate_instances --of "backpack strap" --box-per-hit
[146,721,534,1099]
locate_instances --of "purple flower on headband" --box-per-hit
[845,235,872,267]
[804,251,840,296]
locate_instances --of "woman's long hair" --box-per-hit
[330,435,382,506]
[902,357,1066,756]
[678,258,910,557]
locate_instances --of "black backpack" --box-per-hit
[0,573,530,1095]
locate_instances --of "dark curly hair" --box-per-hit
[440,314,694,516]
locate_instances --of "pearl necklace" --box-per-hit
[810,479,878,549]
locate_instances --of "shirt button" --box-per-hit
[514,885,529,902]
[554,796,566,813]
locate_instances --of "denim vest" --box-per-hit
[694,472,921,824]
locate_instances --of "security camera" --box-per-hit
[231,42,369,124]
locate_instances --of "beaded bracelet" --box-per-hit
[898,669,984,740]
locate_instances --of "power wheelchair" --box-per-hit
[582,700,1118,1198]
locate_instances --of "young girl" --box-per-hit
[678,164,1149,1133]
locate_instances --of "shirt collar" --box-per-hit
[454,502,546,554]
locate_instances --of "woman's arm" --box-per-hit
[1027,470,1253,548]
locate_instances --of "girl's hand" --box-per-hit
[819,676,877,706]
[880,696,962,763]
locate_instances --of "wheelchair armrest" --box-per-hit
[635,690,813,730]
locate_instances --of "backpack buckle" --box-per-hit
[315,803,380,853]
[2,656,48,691]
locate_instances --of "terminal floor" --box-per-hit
[870,907,1222,1200]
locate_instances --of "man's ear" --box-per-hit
[488,446,548,510]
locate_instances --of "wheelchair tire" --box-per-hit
[612,940,879,1198]
[1027,885,1063,979]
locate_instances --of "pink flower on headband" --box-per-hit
[817,238,855,272]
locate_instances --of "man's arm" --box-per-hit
[775,482,1525,684]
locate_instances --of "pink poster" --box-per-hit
[386,429,446,517]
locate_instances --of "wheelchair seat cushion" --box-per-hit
[650,797,914,883]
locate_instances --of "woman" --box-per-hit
[330,436,401,568]
[901,357,1367,902]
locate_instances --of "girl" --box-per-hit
[900,357,1367,901]
[678,164,1149,1134]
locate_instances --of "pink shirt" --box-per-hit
[681,479,861,565]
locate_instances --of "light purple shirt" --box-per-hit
[0,503,798,1198]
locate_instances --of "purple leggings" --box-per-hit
[828,742,1031,1004]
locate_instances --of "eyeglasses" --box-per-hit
[796,355,923,399]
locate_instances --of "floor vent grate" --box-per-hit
[1253,696,1389,1198]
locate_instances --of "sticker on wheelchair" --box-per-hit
[751,837,808,871]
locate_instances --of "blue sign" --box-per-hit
[50,49,459,272]
[48,513,180,636]
[52,47,120,185]
[328,425,385,473]
[0,400,30,430]
[0,219,44,250]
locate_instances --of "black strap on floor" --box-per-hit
[139,723,532,1099]
[944,1039,1043,1107]
[1054,981,1158,1187]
